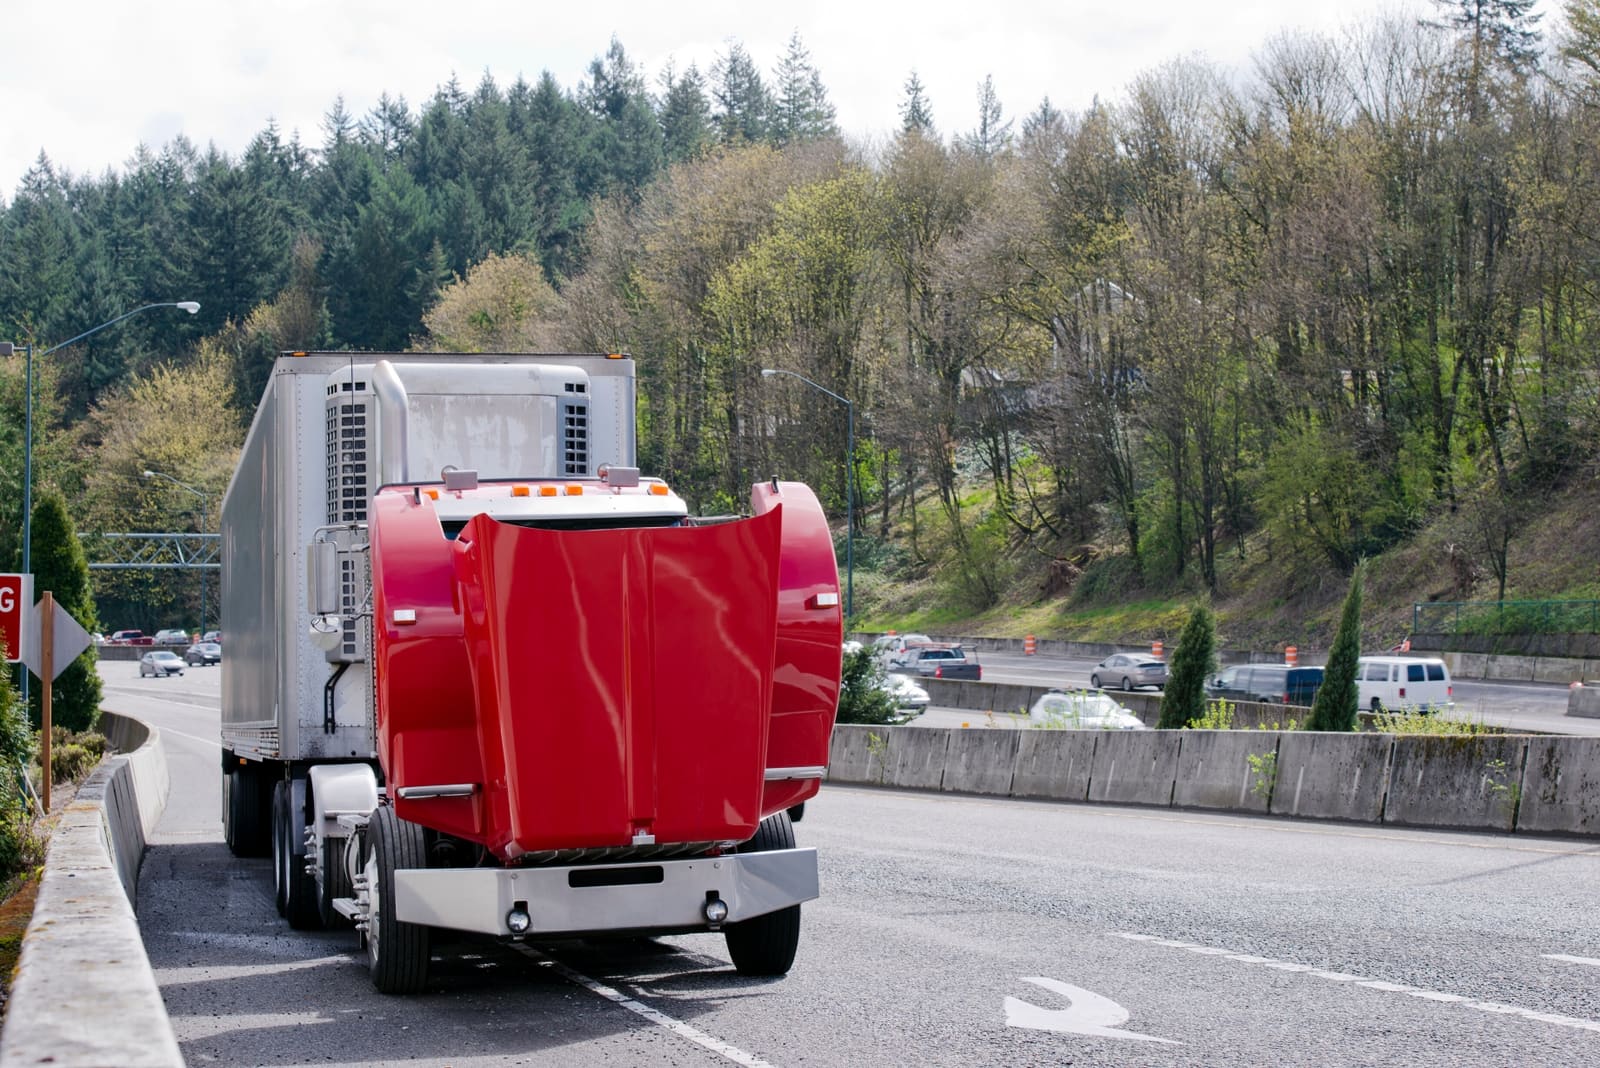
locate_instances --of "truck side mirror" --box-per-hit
[308,541,340,616]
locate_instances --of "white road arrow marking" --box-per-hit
[1004,977,1178,1044]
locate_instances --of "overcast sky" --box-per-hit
[3,0,1562,196]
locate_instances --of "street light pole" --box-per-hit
[142,470,209,635]
[760,368,854,619]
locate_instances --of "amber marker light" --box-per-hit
[649,484,669,496]
[566,485,584,495]
[512,485,530,497]
[539,486,559,497]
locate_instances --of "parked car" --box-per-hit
[1090,653,1168,691]
[139,651,185,677]
[880,672,931,713]
[872,633,933,664]
[1029,690,1146,730]
[109,629,153,646]
[1357,656,1453,713]
[202,630,222,644]
[153,628,190,645]
[184,641,222,667]
[1205,663,1325,706]
[890,644,982,680]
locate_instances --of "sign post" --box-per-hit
[39,592,53,810]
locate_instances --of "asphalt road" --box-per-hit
[968,649,1600,735]
[106,662,1600,1067]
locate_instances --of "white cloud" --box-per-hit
[2,0,1552,194]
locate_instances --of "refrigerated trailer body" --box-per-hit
[220,352,842,992]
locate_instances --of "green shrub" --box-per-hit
[836,648,900,725]
[1186,699,1235,730]
[1370,710,1497,735]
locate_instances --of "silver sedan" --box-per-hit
[1089,653,1167,691]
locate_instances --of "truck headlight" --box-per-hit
[506,907,532,935]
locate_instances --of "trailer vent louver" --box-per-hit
[325,385,372,524]
[562,401,589,476]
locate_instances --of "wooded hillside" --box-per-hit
[4,4,1599,637]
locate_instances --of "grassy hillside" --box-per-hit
[852,475,1600,655]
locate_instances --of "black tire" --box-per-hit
[1121,676,1132,691]
[786,802,806,823]
[274,781,320,930]
[270,783,289,917]
[724,811,801,977]
[224,762,269,858]
[1371,698,1382,713]
[319,837,352,928]
[1090,674,1102,688]
[367,805,430,994]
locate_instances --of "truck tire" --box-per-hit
[270,783,289,917]
[273,781,320,930]
[366,805,430,994]
[224,763,269,858]
[724,811,801,977]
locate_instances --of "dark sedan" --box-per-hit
[184,642,222,666]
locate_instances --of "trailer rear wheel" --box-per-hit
[273,781,320,929]
[224,762,269,858]
[724,811,801,976]
[366,805,430,994]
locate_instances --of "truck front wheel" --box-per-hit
[723,811,801,976]
[272,781,320,929]
[365,805,430,994]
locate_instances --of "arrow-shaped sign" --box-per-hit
[1004,976,1177,1044]
[21,597,93,682]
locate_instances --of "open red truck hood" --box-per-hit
[367,480,840,863]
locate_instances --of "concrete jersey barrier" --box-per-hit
[827,722,1600,839]
[0,712,182,1068]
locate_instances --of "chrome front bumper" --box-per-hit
[392,847,819,937]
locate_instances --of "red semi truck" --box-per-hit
[219,352,841,993]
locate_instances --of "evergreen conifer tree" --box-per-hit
[1158,604,1216,729]
[26,489,102,733]
[1307,559,1365,732]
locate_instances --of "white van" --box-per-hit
[1357,656,1453,713]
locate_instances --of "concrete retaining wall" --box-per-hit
[1272,732,1391,822]
[1384,735,1526,832]
[1172,731,1280,814]
[0,711,181,1067]
[826,721,1600,837]
[1087,730,1179,806]
[1516,736,1600,835]
[1570,684,1600,719]
[1011,732,1098,801]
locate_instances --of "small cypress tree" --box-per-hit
[1158,604,1216,729]
[26,490,103,733]
[1307,559,1365,732]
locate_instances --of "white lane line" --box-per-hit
[1111,932,1600,1035]
[1544,953,1600,968]
[511,945,780,1068]
[157,726,221,749]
